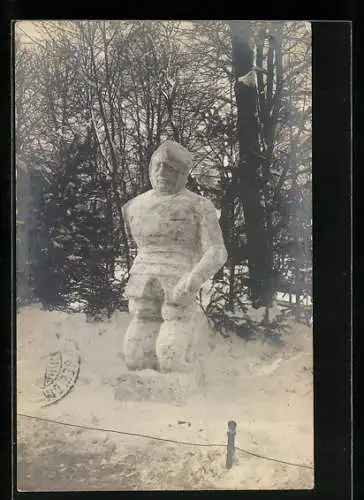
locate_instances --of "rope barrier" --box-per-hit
[17,412,313,470]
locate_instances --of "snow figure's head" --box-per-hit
[149,140,193,195]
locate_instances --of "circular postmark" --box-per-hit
[40,340,81,407]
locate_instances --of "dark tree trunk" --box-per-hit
[229,21,274,309]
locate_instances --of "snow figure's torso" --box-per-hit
[124,189,207,278]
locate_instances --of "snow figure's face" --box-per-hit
[150,157,186,195]
[149,144,191,195]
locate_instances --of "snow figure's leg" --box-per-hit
[156,301,199,372]
[123,278,163,371]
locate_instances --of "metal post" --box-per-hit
[226,420,237,469]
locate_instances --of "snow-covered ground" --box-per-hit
[16,304,314,491]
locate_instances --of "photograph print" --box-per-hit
[15,20,313,491]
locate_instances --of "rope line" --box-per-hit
[17,412,313,470]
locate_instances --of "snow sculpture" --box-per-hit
[122,141,227,372]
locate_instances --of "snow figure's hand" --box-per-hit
[172,272,202,305]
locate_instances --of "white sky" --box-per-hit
[15,21,43,39]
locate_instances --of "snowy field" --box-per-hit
[16,304,314,491]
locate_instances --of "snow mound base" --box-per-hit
[115,364,206,405]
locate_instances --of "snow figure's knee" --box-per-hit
[123,279,164,370]
[156,318,193,372]
[123,317,160,370]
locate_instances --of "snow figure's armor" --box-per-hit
[122,141,228,372]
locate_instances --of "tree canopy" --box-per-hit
[15,20,312,331]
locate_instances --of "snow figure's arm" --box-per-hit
[172,199,228,304]
[192,199,228,284]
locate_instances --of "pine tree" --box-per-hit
[32,132,126,318]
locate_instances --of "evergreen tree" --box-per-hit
[33,132,127,318]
